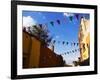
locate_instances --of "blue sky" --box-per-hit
[22,11,89,65]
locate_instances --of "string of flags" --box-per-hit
[51,40,89,47]
[23,14,82,33]
[49,14,80,26]
[50,39,89,55]
[60,48,80,55]
[59,46,89,55]
[30,14,80,28]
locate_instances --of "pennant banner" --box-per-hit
[69,16,73,21]
[51,40,81,46]
[57,19,60,25]
[75,14,79,20]
[60,48,81,55]
[50,21,54,26]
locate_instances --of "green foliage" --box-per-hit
[31,24,53,46]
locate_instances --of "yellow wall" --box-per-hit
[23,32,31,54]
[23,31,63,68]
[23,32,32,68]
[23,32,41,68]
[28,37,41,68]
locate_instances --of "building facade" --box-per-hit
[78,17,90,65]
[23,31,64,68]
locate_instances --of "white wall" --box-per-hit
[0,0,99,80]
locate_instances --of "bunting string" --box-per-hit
[61,48,81,55]
[51,40,89,47]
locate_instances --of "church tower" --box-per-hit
[78,17,90,62]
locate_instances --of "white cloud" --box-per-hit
[63,12,74,17]
[23,16,36,27]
